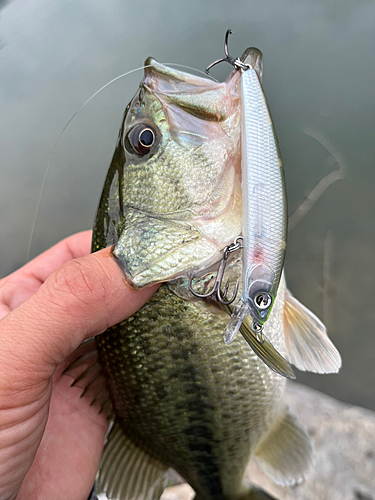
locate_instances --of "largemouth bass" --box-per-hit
[67,47,341,500]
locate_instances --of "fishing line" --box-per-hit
[27,63,218,263]
[288,128,346,232]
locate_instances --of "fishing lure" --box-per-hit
[204,30,288,344]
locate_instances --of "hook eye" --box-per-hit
[251,321,265,343]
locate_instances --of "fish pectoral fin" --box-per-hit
[255,409,313,487]
[239,318,295,380]
[62,339,113,416]
[97,420,171,500]
[283,289,342,374]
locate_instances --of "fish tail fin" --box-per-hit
[97,419,176,500]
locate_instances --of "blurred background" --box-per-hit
[0,0,374,410]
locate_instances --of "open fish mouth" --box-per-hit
[110,58,243,288]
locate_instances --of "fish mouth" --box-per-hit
[113,209,224,289]
[113,166,242,289]
[112,59,246,288]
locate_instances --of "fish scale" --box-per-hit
[96,283,286,500]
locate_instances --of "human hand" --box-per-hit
[0,231,159,500]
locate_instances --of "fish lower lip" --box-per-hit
[110,248,142,290]
[113,210,222,288]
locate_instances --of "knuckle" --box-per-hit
[57,259,93,293]
[47,258,107,312]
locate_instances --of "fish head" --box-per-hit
[100,57,245,288]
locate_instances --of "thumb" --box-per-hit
[0,247,159,397]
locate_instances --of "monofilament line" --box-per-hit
[26,64,217,263]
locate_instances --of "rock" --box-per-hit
[162,382,375,500]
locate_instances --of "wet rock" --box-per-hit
[162,382,375,500]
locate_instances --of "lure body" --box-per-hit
[224,65,287,343]
[241,67,287,322]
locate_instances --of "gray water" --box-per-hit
[1,0,374,410]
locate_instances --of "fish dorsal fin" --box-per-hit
[283,289,342,374]
[62,339,113,416]
[97,420,170,500]
[255,409,313,486]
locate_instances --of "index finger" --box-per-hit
[0,231,93,315]
[20,230,93,283]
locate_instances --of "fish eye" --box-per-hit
[126,124,157,156]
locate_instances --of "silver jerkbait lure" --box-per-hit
[225,52,287,344]
[205,30,287,345]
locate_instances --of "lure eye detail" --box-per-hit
[126,124,156,155]
[254,292,272,310]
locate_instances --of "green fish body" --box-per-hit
[73,50,341,500]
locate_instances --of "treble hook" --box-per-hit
[188,237,243,305]
[205,29,250,75]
